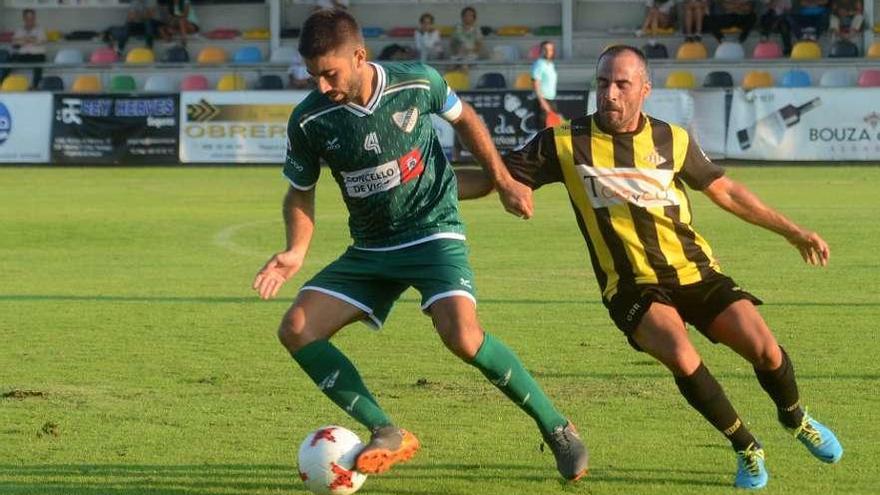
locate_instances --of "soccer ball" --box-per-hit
[297,425,368,495]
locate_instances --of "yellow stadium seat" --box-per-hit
[791,41,821,59]
[242,28,270,40]
[126,47,155,64]
[0,74,30,91]
[46,29,62,42]
[665,71,696,89]
[867,41,880,58]
[742,71,774,90]
[496,25,530,36]
[72,75,102,93]
[444,70,470,91]
[437,25,455,37]
[676,41,708,60]
[197,46,228,64]
[874,23,880,33]
[217,73,246,91]
[514,72,532,89]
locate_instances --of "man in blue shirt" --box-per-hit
[531,40,558,128]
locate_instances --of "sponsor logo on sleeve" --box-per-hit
[342,148,425,198]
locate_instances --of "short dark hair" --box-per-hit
[22,8,35,17]
[298,9,363,59]
[419,12,434,24]
[597,45,649,73]
[461,6,476,18]
[540,40,553,50]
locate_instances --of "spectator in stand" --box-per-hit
[637,0,677,37]
[287,51,310,89]
[161,0,199,46]
[6,9,47,89]
[706,0,758,43]
[790,0,830,40]
[450,6,484,62]
[531,40,558,129]
[759,0,794,54]
[682,0,710,41]
[104,0,166,53]
[829,0,863,40]
[415,12,444,62]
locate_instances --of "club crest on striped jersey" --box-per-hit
[392,107,419,133]
[643,149,667,167]
[576,165,680,208]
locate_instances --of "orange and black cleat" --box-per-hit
[355,425,420,474]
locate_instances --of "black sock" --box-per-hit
[675,362,758,451]
[754,345,804,428]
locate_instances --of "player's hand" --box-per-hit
[496,178,534,219]
[252,250,305,300]
[786,229,830,267]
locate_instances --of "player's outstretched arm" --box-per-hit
[252,186,317,299]
[702,176,829,266]
[451,101,534,218]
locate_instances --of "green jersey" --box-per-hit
[284,62,465,250]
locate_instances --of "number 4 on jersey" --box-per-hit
[364,132,382,155]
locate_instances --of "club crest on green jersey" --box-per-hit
[392,107,420,133]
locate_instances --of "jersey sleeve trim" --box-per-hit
[284,171,317,191]
[440,88,463,122]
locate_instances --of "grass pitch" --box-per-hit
[1,166,878,495]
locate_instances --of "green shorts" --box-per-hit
[300,238,476,328]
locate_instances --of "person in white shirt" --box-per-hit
[7,9,47,88]
[287,50,310,89]
[414,12,443,62]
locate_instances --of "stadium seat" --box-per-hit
[514,72,532,89]
[242,28,270,40]
[491,44,519,63]
[742,71,774,90]
[37,76,64,91]
[642,42,669,59]
[528,43,542,60]
[0,31,12,43]
[362,27,384,38]
[676,41,708,60]
[476,72,506,89]
[437,25,454,37]
[443,70,470,91]
[217,73,246,91]
[829,39,859,58]
[144,74,176,92]
[819,69,855,87]
[0,74,30,92]
[204,28,240,40]
[90,47,119,65]
[780,69,811,87]
[110,74,137,92]
[496,25,530,36]
[857,69,880,87]
[162,45,189,63]
[71,74,102,93]
[714,41,745,60]
[387,27,416,38]
[0,49,8,64]
[664,71,696,89]
[752,40,783,59]
[46,29,62,42]
[256,74,284,90]
[533,25,562,36]
[197,46,228,64]
[180,74,210,91]
[703,71,734,88]
[126,47,155,64]
[233,46,263,64]
[270,46,298,64]
[54,48,84,65]
[867,41,880,58]
[791,41,821,59]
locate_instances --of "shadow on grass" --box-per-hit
[0,462,730,494]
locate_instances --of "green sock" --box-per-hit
[293,340,392,430]
[471,333,568,435]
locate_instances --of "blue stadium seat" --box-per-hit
[476,72,507,89]
[781,69,811,87]
[819,69,855,87]
[233,46,263,64]
[54,48,84,65]
[144,74,176,92]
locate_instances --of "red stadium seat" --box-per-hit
[90,47,119,65]
[181,74,210,91]
[752,41,783,59]
[857,69,880,87]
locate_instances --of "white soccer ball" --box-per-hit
[297,425,368,495]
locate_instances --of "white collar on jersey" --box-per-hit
[345,62,386,117]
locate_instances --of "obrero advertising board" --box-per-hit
[179,91,309,163]
[0,93,52,163]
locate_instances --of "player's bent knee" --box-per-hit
[277,307,315,353]
[437,323,484,360]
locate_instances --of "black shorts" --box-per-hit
[604,272,763,351]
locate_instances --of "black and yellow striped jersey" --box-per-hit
[504,113,725,301]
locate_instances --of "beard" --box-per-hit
[326,72,362,105]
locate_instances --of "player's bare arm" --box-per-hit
[702,176,829,266]
[253,186,317,299]
[451,101,534,218]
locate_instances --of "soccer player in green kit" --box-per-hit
[252,9,588,480]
